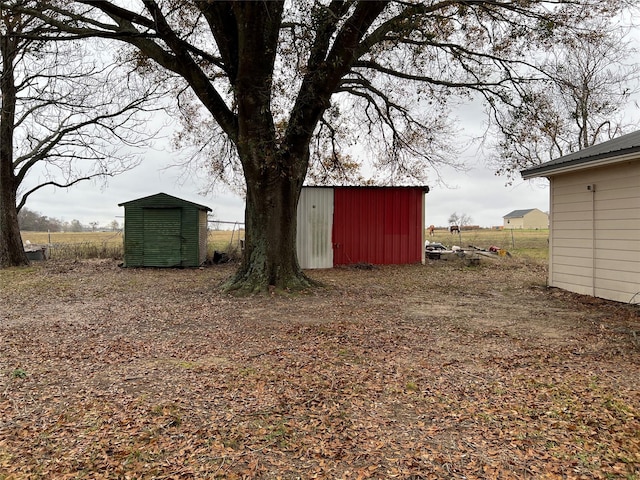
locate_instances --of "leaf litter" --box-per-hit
[0,258,638,479]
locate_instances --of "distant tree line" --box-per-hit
[17,208,118,232]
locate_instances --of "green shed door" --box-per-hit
[143,208,182,267]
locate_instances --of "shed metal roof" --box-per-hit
[521,130,640,179]
[118,192,212,211]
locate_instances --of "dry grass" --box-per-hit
[20,229,247,261]
[21,231,124,260]
[21,228,546,262]
[21,230,124,246]
[427,228,549,261]
[207,228,245,256]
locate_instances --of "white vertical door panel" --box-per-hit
[296,187,334,269]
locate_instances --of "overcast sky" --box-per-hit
[24,117,551,230]
[28,170,548,230]
[23,21,640,231]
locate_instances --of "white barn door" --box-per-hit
[296,187,334,269]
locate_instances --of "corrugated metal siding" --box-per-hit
[179,205,199,266]
[122,205,144,267]
[549,161,640,303]
[143,208,183,267]
[332,188,424,266]
[296,188,334,269]
[198,210,208,265]
[120,193,209,267]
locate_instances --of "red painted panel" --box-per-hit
[332,187,424,266]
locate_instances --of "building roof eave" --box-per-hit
[520,130,640,179]
[521,151,640,179]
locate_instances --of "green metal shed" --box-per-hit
[118,193,212,267]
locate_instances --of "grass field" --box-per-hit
[427,228,549,261]
[21,231,125,260]
[20,227,548,261]
[20,229,246,261]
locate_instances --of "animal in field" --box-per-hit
[428,225,435,236]
[449,225,460,234]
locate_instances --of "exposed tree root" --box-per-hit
[222,266,321,296]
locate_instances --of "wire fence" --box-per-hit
[21,227,549,262]
[21,228,247,262]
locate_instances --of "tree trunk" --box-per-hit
[0,85,27,267]
[0,188,28,268]
[224,180,314,293]
[219,3,315,293]
[224,157,314,294]
[0,32,29,268]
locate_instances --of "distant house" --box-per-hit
[503,208,548,229]
[118,193,211,267]
[521,130,640,304]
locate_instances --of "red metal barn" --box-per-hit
[296,186,428,268]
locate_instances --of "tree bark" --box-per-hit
[0,31,29,267]
[224,151,315,293]
[216,2,321,293]
[0,188,28,268]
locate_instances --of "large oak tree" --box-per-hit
[5,0,624,290]
[0,5,165,267]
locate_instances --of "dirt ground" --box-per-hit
[1,257,639,479]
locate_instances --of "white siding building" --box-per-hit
[521,131,640,304]
[503,208,548,229]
